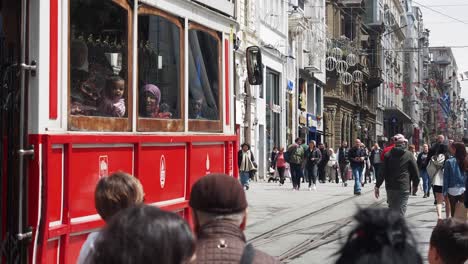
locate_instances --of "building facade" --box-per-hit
[324,0,378,149]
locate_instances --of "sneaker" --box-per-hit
[423,194,427,198]
[313,184,317,191]
[344,182,348,187]
[354,192,361,196]
[308,187,312,191]
[245,185,249,190]
[362,182,365,187]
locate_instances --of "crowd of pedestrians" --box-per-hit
[77,171,468,264]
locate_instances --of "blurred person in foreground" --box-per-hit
[87,205,195,264]
[77,172,144,264]
[375,134,420,216]
[428,219,468,264]
[335,208,422,264]
[189,173,279,264]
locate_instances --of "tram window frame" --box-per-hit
[188,22,223,132]
[136,6,185,132]
[68,0,133,132]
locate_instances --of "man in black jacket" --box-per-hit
[348,139,366,195]
[375,135,420,216]
[417,144,430,198]
[337,141,349,186]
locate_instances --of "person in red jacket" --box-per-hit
[381,134,405,160]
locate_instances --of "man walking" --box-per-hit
[375,135,420,216]
[370,143,383,184]
[189,174,279,263]
[337,141,350,187]
[287,138,305,190]
[417,144,431,198]
[348,139,366,195]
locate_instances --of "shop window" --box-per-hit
[137,7,184,132]
[69,0,132,131]
[188,23,222,132]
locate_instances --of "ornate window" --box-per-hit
[69,0,132,131]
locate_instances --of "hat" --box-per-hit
[393,134,408,144]
[189,174,247,214]
[142,84,161,105]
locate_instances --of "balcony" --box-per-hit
[367,67,384,90]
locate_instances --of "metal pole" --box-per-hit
[17,0,28,241]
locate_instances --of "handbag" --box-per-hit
[427,154,445,181]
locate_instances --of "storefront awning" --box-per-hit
[383,107,412,124]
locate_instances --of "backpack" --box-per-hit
[289,145,304,164]
[427,154,445,182]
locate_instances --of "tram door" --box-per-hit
[1,0,32,263]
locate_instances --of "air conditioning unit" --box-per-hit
[290,0,299,7]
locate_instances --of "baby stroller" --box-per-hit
[267,167,279,183]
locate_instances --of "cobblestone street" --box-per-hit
[244,181,437,263]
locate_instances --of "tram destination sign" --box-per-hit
[192,0,235,17]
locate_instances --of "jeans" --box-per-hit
[352,165,363,193]
[240,171,250,187]
[306,165,318,187]
[290,163,304,189]
[421,169,431,194]
[386,190,410,216]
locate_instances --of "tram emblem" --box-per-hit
[99,155,109,178]
[206,153,210,175]
[160,155,166,188]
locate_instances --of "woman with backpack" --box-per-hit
[443,142,467,220]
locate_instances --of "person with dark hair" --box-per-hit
[335,208,422,264]
[287,138,305,190]
[428,219,468,264]
[336,141,350,187]
[375,135,419,216]
[87,205,195,264]
[305,140,321,191]
[98,74,126,117]
[238,143,256,190]
[77,172,145,264]
[318,142,329,183]
[370,143,383,184]
[443,142,467,218]
[189,174,279,264]
[348,139,367,195]
[417,144,431,198]
[270,146,278,169]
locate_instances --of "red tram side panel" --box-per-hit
[28,135,237,263]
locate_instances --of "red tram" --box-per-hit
[0,0,245,262]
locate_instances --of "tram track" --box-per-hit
[277,202,436,262]
[248,190,437,263]
[248,189,375,245]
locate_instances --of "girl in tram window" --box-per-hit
[98,75,126,117]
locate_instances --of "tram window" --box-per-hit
[69,0,132,131]
[138,12,182,123]
[188,26,221,128]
